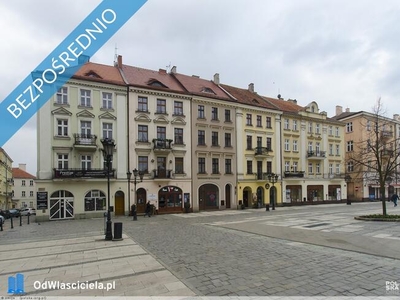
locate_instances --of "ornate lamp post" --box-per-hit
[101,138,116,241]
[131,168,144,221]
[267,173,279,210]
[127,171,132,215]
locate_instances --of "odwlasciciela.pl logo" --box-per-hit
[8,273,25,295]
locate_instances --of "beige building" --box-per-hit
[0,148,13,210]
[36,62,128,221]
[12,164,36,209]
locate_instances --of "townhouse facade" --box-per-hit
[12,164,36,209]
[0,148,13,210]
[333,106,400,201]
[36,62,128,221]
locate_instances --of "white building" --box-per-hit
[12,164,36,209]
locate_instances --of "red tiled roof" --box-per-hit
[172,73,231,100]
[262,96,305,113]
[12,168,36,179]
[121,65,186,93]
[220,84,278,110]
[72,62,125,86]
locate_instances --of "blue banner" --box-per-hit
[0,0,147,146]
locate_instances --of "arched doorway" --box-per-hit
[242,187,252,208]
[158,186,182,213]
[199,184,219,211]
[114,191,125,215]
[136,188,147,214]
[257,187,264,208]
[225,184,231,208]
[49,190,74,220]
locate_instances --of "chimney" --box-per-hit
[117,55,122,68]
[394,114,400,121]
[159,69,166,74]
[345,108,350,113]
[18,163,26,171]
[213,73,220,85]
[287,99,297,104]
[335,105,343,115]
[248,83,254,93]
[171,66,177,74]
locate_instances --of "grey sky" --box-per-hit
[1,0,400,175]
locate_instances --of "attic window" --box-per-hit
[85,71,102,79]
[252,99,259,104]
[148,80,167,88]
[201,87,216,94]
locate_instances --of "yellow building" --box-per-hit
[0,148,13,210]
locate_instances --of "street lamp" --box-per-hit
[101,138,116,241]
[132,168,144,221]
[267,173,279,210]
[127,171,132,215]
[345,174,352,205]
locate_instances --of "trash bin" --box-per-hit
[266,204,270,211]
[113,222,123,241]
[346,198,351,205]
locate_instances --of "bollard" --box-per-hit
[20,215,22,226]
[266,204,270,211]
[347,198,351,205]
[113,222,123,241]
[11,216,14,229]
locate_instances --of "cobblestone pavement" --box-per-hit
[1,202,400,297]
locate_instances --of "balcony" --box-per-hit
[254,147,272,157]
[74,134,98,151]
[307,151,326,159]
[153,138,173,152]
[153,168,172,179]
[284,171,305,178]
[54,168,115,179]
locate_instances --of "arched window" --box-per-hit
[84,190,106,211]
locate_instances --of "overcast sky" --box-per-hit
[1,0,400,175]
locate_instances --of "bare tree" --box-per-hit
[347,99,400,216]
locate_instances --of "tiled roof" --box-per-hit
[172,73,231,100]
[220,84,278,109]
[72,62,125,86]
[12,168,36,179]
[262,96,305,113]
[331,111,362,120]
[121,65,186,93]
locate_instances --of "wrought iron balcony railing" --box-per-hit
[74,134,97,146]
[307,151,326,158]
[152,138,173,150]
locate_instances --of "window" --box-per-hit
[284,139,290,151]
[30,180,34,186]
[102,123,113,139]
[58,154,69,169]
[329,126,333,135]
[138,156,148,173]
[198,157,206,173]
[102,92,113,109]
[80,121,91,137]
[246,114,252,126]
[336,163,340,174]
[138,125,148,142]
[335,127,339,136]
[315,124,320,134]
[316,142,320,153]
[347,141,353,152]
[211,107,218,120]
[198,130,205,145]
[256,115,262,127]
[80,89,91,107]
[257,136,262,148]
[266,161,272,174]
[366,120,371,131]
[157,126,166,140]
[138,96,148,112]
[285,161,290,172]
[266,138,272,150]
[57,119,68,136]
[293,140,298,152]
[246,136,252,150]
[284,119,289,130]
[175,157,184,174]
[174,128,184,144]
[329,164,333,174]
[82,155,92,169]
[346,122,353,133]
[336,145,340,155]
[211,132,219,146]
[225,159,232,174]
[198,105,205,119]
[292,162,298,172]
[347,161,354,172]
[84,190,106,211]
[293,120,298,131]
[56,87,68,104]
[266,117,272,128]
[22,191,26,197]
[247,161,253,174]
[225,133,232,147]
[30,191,34,197]
[316,163,320,174]
[156,99,166,114]
[308,163,313,174]
[308,122,313,133]
[212,158,219,174]
[174,101,183,116]
[308,142,313,152]
[22,180,26,186]
[225,109,231,122]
